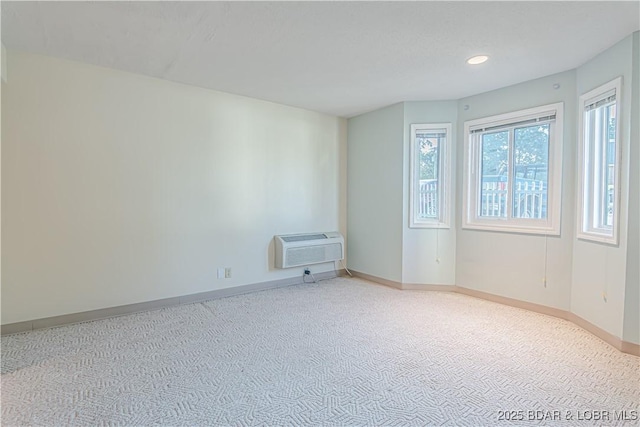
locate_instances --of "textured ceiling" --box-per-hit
[2,1,639,117]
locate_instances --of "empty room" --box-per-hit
[1,1,639,425]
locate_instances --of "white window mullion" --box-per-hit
[585,111,594,231]
[473,134,481,218]
[594,107,604,229]
[599,107,609,228]
[437,138,445,223]
[506,129,514,219]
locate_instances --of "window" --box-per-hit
[577,77,621,245]
[462,103,563,235]
[409,123,451,228]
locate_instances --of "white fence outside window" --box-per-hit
[418,179,547,220]
[417,180,439,219]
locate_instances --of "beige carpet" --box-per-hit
[2,277,639,426]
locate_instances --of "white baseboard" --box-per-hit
[351,270,639,357]
[1,270,343,335]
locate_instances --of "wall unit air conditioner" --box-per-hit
[274,232,344,269]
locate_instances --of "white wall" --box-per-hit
[1,52,346,324]
[347,103,404,282]
[455,71,576,311]
[402,101,457,285]
[572,34,636,341]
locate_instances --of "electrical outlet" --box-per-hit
[304,268,311,275]
[224,267,232,278]
[217,268,225,279]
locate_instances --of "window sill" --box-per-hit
[576,231,618,246]
[409,222,451,230]
[462,221,560,236]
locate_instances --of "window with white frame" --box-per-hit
[409,123,451,228]
[462,103,563,235]
[577,77,622,245]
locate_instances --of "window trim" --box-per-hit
[576,77,622,245]
[462,102,564,235]
[409,123,452,229]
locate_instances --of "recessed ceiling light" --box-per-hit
[467,55,489,65]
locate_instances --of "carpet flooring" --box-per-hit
[2,277,639,426]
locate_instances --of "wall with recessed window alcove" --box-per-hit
[347,32,639,348]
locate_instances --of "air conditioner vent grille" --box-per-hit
[286,243,342,266]
[281,234,327,242]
